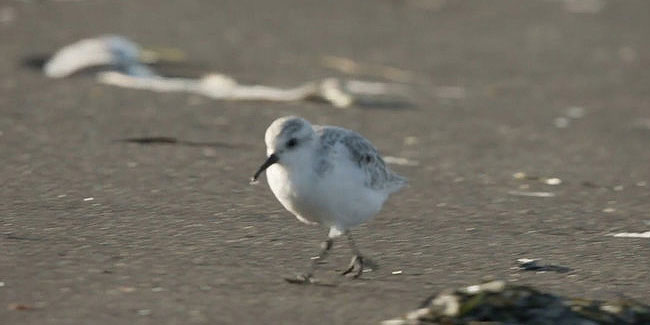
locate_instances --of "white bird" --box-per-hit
[251,116,406,283]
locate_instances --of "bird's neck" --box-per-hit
[281,147,318,180]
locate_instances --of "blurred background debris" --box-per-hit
[321,55,415,83]
[39,35,412,108]
[43,35,160,78]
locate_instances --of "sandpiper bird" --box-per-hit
[252,116,406,283]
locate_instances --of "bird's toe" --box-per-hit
[341,255,364,278]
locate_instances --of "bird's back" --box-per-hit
[313,125,407,194]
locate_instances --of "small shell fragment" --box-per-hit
[137,309,152,316]
[384,156,419,166]
[508,191,555,198]
[566,106,586,119]
[554,117,570,128]
[544,178,562,185]
[610,231,650,238]
[513,172,527,179]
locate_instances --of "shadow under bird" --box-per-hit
[251,116,406,284]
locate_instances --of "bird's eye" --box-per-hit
[286,138,298,148]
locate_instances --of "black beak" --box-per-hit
[251,153,279,183]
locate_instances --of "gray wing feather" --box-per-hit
[314,126,406,192]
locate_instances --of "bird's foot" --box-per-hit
[341,255,364,278]
[284,273,316,285]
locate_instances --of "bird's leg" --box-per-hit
[341,231,364,278]
[285,238,333,284]
[308,238,334,272]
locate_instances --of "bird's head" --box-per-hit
[251,116,316,182]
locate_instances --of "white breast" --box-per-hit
[266,153,388,230]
